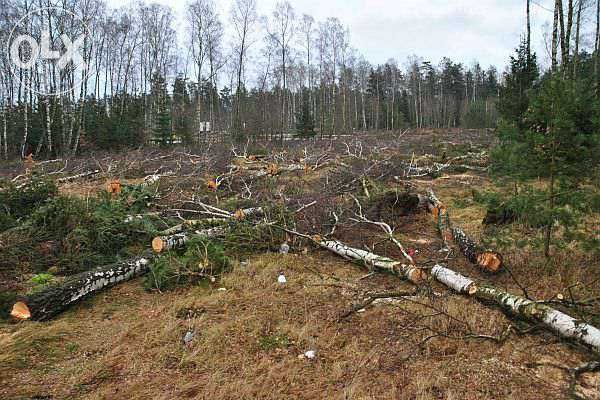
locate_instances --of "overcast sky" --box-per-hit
[108,0,597,73]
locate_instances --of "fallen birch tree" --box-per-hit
[11,256,153,321]
[426,189,503,273]
[431,264,600,354]
[316,238,427,284]
[152,225,228,253]
[305,227,600,354]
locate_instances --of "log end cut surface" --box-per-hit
[11,301,31,320]
[152,237,165,253]
[407,267,428,284]
[477,252,503,273]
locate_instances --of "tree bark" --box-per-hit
[152,225,228,253]
[527,0,532,65]
[11,256,153,321]
[573,0,583,78]
[552,0,561,70]
[317,238,426,284]
[432,264,600,354]
[426,190,503,272]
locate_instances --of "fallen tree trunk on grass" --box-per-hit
[152,206,264,252]
[316,238,427,284]
[11,256,153,321]
[451,227,503,273]
[426,190,503,273]
[152,226,228,253]
[431,264,600,354]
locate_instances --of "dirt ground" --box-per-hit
[0,129,598,400]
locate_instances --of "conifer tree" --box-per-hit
[295,89,315,138]
[493,59,599,257]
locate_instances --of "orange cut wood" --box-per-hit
[24,154,35,173]
[234,209,246,220]
[11,301,31,320]
[152,237,165,253]
[108,180,122,196]
[476,252,503,273]
[406,267,427,284]
[207,179,218,191]
[266,163,279,176]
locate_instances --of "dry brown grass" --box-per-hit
[1,249,598,399]
[1,131,598,400]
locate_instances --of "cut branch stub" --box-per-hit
[207,179,218,191]
[234,209,246,220]
[107,180,122,197]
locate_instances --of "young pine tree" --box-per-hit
[295,89,316,138]
[497,39,539,127]
[493,71,600,257]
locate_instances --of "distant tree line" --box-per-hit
[0,0,506,157]
[1,0,597,157]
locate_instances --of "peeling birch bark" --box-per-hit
[318,239,426,284]
[11,256,152,321]
[431,264,600,353]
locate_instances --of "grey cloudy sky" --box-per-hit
[109,0,596,71]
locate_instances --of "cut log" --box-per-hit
[426,190,503,273]
[431,264,600,354]
[317,238,426,284]
[152,226,227,253]
[11,256,152,321]
[451,227,503,273]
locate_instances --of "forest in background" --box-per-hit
[0,0,509,158]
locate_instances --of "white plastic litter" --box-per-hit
[304,350,316,359]
[278,272,287,284]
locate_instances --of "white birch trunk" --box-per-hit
[318,239,426,284]
[56,169,101,184]
[431,265,600,353]
[11,256,153,321]
[152,225,227,253]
